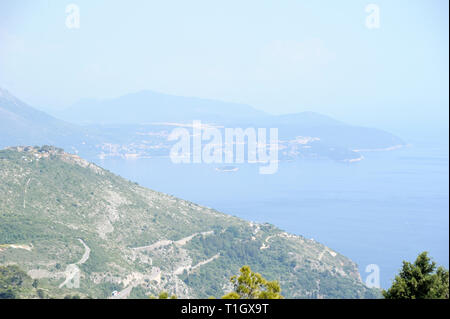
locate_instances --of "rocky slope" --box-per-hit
[0,146,379,298]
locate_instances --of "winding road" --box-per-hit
[58,239,90,289]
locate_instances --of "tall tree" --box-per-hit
[222,265,283,299]
[383,252,449,299]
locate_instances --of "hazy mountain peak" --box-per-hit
[59,90,268,125]
[0,87,18,103]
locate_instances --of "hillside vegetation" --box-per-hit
[0,146,379,298]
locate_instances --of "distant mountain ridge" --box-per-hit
[0,88,405,161]
[0,88,99,151]
[57,90,268,125]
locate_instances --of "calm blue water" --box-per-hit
[94,140,449,289]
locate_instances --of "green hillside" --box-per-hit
[0,146,379,298]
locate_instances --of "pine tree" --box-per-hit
[222,265,283,299]
[383,252,449,299]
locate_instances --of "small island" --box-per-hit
[215,166,239,172]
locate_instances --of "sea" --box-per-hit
[94,137,449,289]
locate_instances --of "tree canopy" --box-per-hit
[0,265,31,299]
[222,265,283,299]
[383,252,449,299]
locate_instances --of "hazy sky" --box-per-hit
[0,0,448,133]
